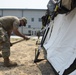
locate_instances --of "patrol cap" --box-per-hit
[20,17,27,24]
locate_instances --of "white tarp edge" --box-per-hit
[43,8,76,75]
[43,21,53,46]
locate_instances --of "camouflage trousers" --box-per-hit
[0,27,10,58]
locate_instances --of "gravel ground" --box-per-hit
[0,38,55,75]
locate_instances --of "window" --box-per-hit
[32,31,33,35]
[28,25,31,28]
[35,31,36,35]
[28,30,31,35]
[38,18,42,22]
[31,18,34,22]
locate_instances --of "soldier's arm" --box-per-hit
[13,27,29,40]
[13,20,30,40]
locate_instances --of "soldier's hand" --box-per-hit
[10,42,13,46]
[25,37,30,40]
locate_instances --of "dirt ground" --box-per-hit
[0,37,55,75]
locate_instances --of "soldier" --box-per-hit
[0,16,29,67]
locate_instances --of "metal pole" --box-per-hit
[21,9,23,34]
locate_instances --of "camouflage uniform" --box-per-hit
[0,16,20,58]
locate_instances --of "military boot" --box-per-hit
[4,57,17,67]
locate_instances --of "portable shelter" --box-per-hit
[43,8,76,75]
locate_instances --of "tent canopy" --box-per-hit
[43,8,76,75]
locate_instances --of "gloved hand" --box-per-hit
[25,37,30,40]
[10,42,13,46]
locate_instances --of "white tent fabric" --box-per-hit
[43,8,76,75]
[69,70,76,75]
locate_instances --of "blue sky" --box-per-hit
[0,0,49,9]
